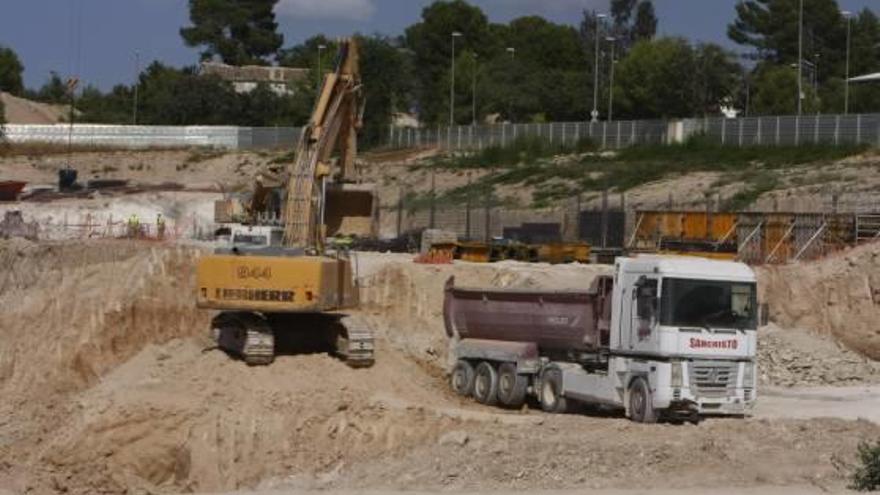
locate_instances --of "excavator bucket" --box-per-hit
[324,183,377,238]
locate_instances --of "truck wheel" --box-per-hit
[540,368,568,414]
[497,362,527,408]
[473,361,499,406]
[451,360,475,397]
[628,377,658,424]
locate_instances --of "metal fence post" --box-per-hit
[457,126,462,150]
[738,119,743,147]
[721,118,727,145]
[630,120,636,146]
[756,117,762,146]
[575,122,581,142]
[814,114,820,144]
[602,122,608,149]
[616,121,622,148]
[857,114,862,144]
[549,123,554,144]
[795,115,800,146]
[834,115,840,146]
[776,116,781,145]
[469,125,474,149]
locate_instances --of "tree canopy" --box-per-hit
[0,45,24,95]
[181,0,284,65]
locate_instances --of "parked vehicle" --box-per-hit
[444,255,758,423]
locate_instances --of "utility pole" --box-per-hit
[797,0,804,115]
[471,53,478,126]
[132,51,140,125]
[592,13,607,122]
[450,32,462,126]
[606,37,616,122]
[317,44,326,92]
[842,10,852,114]
[506,47,516,123]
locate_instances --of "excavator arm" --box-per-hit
[282,38,364,251]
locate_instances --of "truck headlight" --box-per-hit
[671,360,683,388]
[742,362,755,388]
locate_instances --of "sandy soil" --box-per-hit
[0,92,66,125]
[1,240,879,495]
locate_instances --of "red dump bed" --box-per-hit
[443,276,613,353]
[0,181,27,201]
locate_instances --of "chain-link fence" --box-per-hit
[388,120,669,151]
[389,114,880,151]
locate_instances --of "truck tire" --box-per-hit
[628,377,658,423]
[473,361,499,406]
[540,368,568,414]
[497,362,527,408]
[451,360,475,397]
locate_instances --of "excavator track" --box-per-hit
[336,315,375,368]
[212,313,275,366]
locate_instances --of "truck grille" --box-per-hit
[689,361,737,398]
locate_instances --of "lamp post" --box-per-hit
[471,53,478,126]
[606,37,616,122]
[592,13,607,122]
[450,31,462,126]
[842,10,852,114]
[797,0,804,115]
[506,47,515,123]
[132,51,140,125]
[317,44,326,92]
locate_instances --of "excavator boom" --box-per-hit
[282,38,363,250]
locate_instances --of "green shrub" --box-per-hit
[850,440,880,492]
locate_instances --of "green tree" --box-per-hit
[181,0,283,65]
[0,45,24,95]
[693,43,744,115]
[26,72,68,104]
[846,9,880,113]
[632,2,658,42]
[614,37,697,118]
[728,0,846,84]
[136,62,241,125]
[78,84,134,124]
[358,35,413,147]
[750,64,818,114]
[404,0,491,124]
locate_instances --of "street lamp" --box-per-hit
[606,37,616,122]
[842,10,852,114]
[506,47,516,123]
[797,0,804,115]
[450,31,463,126]
[132,51,140,125]
[471,53,478,126]
[317,44,326,92]
[592,13,607,122]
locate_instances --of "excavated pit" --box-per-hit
[1,240,880,493]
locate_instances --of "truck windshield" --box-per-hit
[660,278,757,330]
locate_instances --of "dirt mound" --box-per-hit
[758,242,880,360]
[0,92,66,124]
[758,324,880,387]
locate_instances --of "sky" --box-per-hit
[1,0,878,91]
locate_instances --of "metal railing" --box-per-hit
[1,124,302,150]
[389,114,880,151]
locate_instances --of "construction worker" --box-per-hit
[156,213,166,240]
[127,214,140,239]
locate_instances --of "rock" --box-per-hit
[438,430,469,447]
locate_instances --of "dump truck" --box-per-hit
[444,255,758,422]
[196,38,375,367]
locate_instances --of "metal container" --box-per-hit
[0,181,27,202]
[443,276,612,353]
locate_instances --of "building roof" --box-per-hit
[200,62,309,84]
[849,72,880,83]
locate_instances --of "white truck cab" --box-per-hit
[606,256,758,420]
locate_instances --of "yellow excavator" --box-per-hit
[196,38,375,367]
